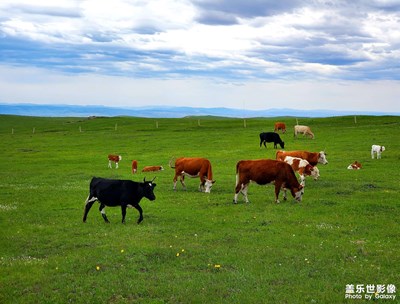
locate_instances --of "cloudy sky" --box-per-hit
[1,0,400,113]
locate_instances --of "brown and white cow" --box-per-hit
[169,157,215,193]
[283,156,320,185]
[132,160,138,174]
[142,165,164,172]
[347,161,362,170]
[233,159,304,204]
[274,122,286,133]
[294,125,314,139]
[108,154,122,169]
[276,150,328,166]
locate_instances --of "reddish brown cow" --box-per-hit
[132,160,138,174]
[169,157,215,193]
[283,156,320,185]
[276,150,328,166]
[274,122,286,133]
[142,165,164,172]
[233,159,304,204]
[108,154,122,169]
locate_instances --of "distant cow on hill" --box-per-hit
[142,166,164,172]
[274,122,286,133]
[233,159,304,204]
[132,160,138,174]
[294,125,314,139]
[169,157,215,193]
[83,177,156,224]
[108,154,121,168]
[259,132,285,149]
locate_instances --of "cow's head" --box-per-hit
[280,141,285,149]
[204,179,216,193]
[310,166,320,180]
[292,185,304,202]
[143,177,157,201]
[318,151,328,164]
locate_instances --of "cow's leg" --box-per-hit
[115,162,119,169]
[108,160,112,168]
[121,205,127,223]
[274,182,282,203]
[241,184,250,203]
[282,188,287,201]
[234,182,250,203]
[133,204,143,224]
[377,151,381,159]
[99,203,110,223]
[83,195,97,222]
[180,174,186,190]
[234,177,243,203]
[173,174,178,191]
[199,177,205,192]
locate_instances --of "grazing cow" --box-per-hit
[371,145,385,159]
[83,177,156,224]
[132,160,138,174]
[169,157,215,193]
[283,156,320,185]
[276,150,328,166]
[108,154,121,169]
[259,132,285,149]
[347,161,362,170]
[274,122,286,133]
[142,165,164,172]
[233,159,304,204]
[294,125,314,139]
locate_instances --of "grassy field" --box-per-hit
[0,114,399,303]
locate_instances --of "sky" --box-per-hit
[0,0,400,113]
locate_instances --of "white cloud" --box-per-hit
[0,65,399,113]
[0,1,399,113]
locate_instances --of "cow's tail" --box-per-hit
[207,161,213,181]
[235,161,241,188]
[168,157,176,169]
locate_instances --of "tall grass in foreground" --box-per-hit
[0,115,399,303]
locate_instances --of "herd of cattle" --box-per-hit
[83,121,385,224]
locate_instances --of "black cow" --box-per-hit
[259,132,285,149]
[83,177,156,224]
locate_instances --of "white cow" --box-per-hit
[294,125,314,139]
[371,145,385,159]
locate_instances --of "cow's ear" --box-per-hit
[212,180,216,184]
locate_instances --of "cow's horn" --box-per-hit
[143,177,146,182]
[151,176,156,182]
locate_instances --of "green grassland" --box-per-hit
[0,114,399,303]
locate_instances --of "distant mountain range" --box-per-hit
[0,103,398,118]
